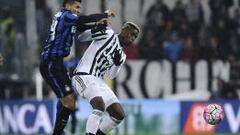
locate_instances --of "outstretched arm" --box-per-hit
[64,9,115,26]
[78,9,115,24]
[77,13,108,24]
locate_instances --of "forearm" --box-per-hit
[77,23,95,32]
[78,13,108,24]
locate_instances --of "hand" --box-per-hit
[105,9,115,18]
[91,20,107,33]
[113,49,126,66]
[96,18,109,26]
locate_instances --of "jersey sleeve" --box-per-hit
[77,23,95,32]
[63,12,80,26]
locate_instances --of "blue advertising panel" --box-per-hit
[180,100,240,134]
[0,100,54,134]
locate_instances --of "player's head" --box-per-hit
[63,0,82,15]
[120,22,140,46]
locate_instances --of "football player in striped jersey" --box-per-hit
[72,21,140,135]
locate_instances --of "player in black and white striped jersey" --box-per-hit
[72,20,140,135]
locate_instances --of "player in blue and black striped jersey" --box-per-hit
[39,0,115,135]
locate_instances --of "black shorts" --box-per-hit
[40,58,72,98]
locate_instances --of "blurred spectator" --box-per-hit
[230,8,240,58]
[138,27,163,60]
[228,35,240,62]
[0,6,16,73]
[208,0,233,26]
[146,0,170,32]
[185,0,204,44]
[199,36,219,61]
[179,36,198,63]
[171,0,186,31]
[36,0,52,49]
[210,78,239,99]
[0,53,3,66]
[163,31,182,62]
[178,21,192,39]
[209,17,231,60]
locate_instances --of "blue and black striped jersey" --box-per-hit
[41,9,108,60]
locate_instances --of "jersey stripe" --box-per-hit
[92,33,107,38]
[75,28,125,79]
[93,38,118,77]
[89,34,114,74]
[75,76,86,90]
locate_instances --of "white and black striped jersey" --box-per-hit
[75,27,126,78]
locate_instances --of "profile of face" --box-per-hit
[121,26,139,46]
[66,1,81,15]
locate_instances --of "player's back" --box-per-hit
[75,27,122,78]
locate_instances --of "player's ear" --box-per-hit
[65,3,71,10]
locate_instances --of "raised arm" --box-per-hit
[64,9,115,26]
[78,9,115,23]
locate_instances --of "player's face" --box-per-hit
[68,1,81,15]
[123,28,138,45]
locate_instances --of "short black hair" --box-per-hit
[122,22,140,37]
[63,0,82,7]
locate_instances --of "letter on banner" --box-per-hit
[225,104,240,133]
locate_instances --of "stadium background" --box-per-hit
[0,0,240,134]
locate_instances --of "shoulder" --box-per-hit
[62,10,78,19]
[54,11,63,17]
[106,27,115,35]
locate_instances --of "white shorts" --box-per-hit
[72,75,120,109]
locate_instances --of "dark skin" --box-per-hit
[118,27,138,46]
[90,24,138,120]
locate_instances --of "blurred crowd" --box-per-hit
[2,0,240,63]
[130,0,240,63]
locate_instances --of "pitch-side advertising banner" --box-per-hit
[74,99,180,135]
[180,100,240,134]
[0,100,54,134]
